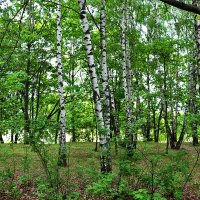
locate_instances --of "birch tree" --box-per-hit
[23,0,33,144]
[100,0,112,161]
[78,0,111,173]
[57,0,67,166]
[100,0,110,140]
[121,0,136,155]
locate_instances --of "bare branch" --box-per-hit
[159,0,200,14]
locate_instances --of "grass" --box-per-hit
[0,142,200,199]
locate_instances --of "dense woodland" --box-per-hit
[0,0,200,199]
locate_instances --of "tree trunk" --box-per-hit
[24,0,33,144]
[153,104,162,143]
[35,71,41,120]
[100,0,112,161]
[121,0,136,155]
[100,0,111,140]
[169,64,177,144]
[11,129,14,143]
[109,70,120,154]
[158,58,174,149]
[175,109,187,149]
[14,133,19,144]
[159,0,200,15]
[70,50,76,142]
[57,0,67,167]
[0,134,4,143]
[30,77,36,121]
[192,0,199,146]
[55,110,60,144]
[156,105,163,143]
[126,0,136,148]
[78,0,111,173]
[23,43,31,144]
[163,58,174,149]
[146,67,151,141]
[174,65,179,142]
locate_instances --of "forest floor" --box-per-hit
[0,142,200,200]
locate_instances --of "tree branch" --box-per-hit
[159,0,200,15]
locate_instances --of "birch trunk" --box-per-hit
[57,0,67,167]
[24,0,33,144]
[121,0,135,154]
[100,0,112,164]
[100,0,111,138]
[125,0,133,104]
[125,1,135,146]
[78,0,111,173]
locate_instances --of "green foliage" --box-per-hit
[6,182,21,199]
[86,173,116,198]
[133,189,166,200]
[18,174,32,185]
[21,146,32,173]
[155,152,189,200]
[34,176,62,200]
[86,173,136,199]
[86,172,167,200]
[139,152,189,199]
[0,169,14,187]
[0,169,21,199]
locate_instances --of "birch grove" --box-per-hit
[0,0,200,178]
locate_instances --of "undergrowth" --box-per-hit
[0,142,199,199]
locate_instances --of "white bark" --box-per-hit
[78,0,111,173]
[57,0,67,166]
[121,0,135,152]
[121,1,129,104]
[100,0,110,134]
[125,0,133,101]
